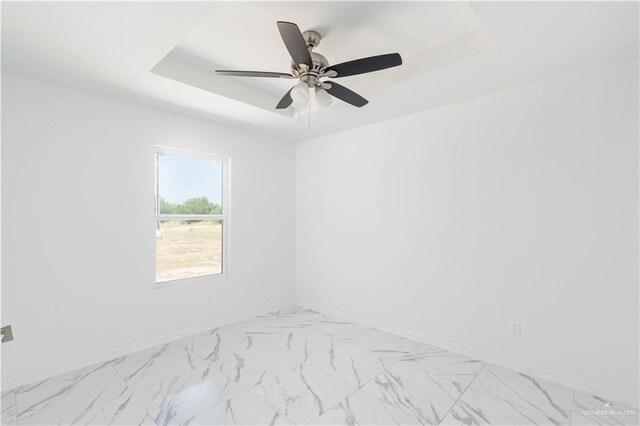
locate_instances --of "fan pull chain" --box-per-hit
[308,90,311,130]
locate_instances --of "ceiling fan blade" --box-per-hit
[325,53,402,78]
[216,70,295,78]
[277,21,312,67]
[325,82,368,107]
[276,87,294,109]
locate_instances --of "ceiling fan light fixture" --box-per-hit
[291,81,310,105]
[215,21,403,112]
[315,88,333,109]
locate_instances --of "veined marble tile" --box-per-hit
[267,307,336,327]
[232,315,303,328]
[361,362,463,425]
[468,364,573,424]
[441,387,555,425]
[228,327,289,348]
[184,390,291,425]
[15,361,129,425]
[135,364,245,426]
[59,394,153,426]
[267,329,334,362]
[571,391,638,425]
[310,344,390,388]
[113,341,205,391]
[249,363,357,425]
[311,390,423,425]
[212,347,300,389]
[182,326,269,364]
[232,313,306,329]
[267,305,316,316]
[231,318,314,341]
[273,306,331,318]
[370,338,422,362]
[1,390,17,425]
[267,306,315,317]
[307,323,372,348]
[346,328,404,350]
[315,319,372,335]
[401,344,484,387]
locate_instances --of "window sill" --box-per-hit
[154,272,227,289]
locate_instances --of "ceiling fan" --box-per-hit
[215,21,402,110]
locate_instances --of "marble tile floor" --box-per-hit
[1,306,637,426]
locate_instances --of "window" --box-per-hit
[154,147,229,285]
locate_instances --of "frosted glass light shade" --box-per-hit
[315,88,333,108]
[291,82,309,105]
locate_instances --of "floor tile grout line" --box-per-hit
[108,341,245,426]
[455,363,577,422]
[323,352,395,393]
[5,390,18,426]
[109,361,162,426]
[15,364,141,426]
[135,340,297,425]
[436,362,488,425]
[190,349,287,424]
[242,313,462,423]
[568,389,576,425]
[138,369,276,426]
[230,353,362,424]
[130,389,158,426]
[346,355,438,421]
[305,332,421,393]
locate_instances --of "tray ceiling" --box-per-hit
[152,2,495,116]
[2,1,638,141]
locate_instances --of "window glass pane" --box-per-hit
[156,220,222,282]
[157,153,223,214]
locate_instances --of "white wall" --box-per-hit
[3,58,638,402]
[297,59,639,400]
[1,73,296,384]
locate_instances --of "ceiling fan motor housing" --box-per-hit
[292,30,329,88]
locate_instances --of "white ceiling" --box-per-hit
[159,1,493,114]
[2,1,638,142]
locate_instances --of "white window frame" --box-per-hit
[154,146,230,288]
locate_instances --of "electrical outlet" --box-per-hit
[510,321,521,336]
[206,294,214,305]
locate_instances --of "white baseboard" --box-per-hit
[298,299,639,408]
[2,300,296,391]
